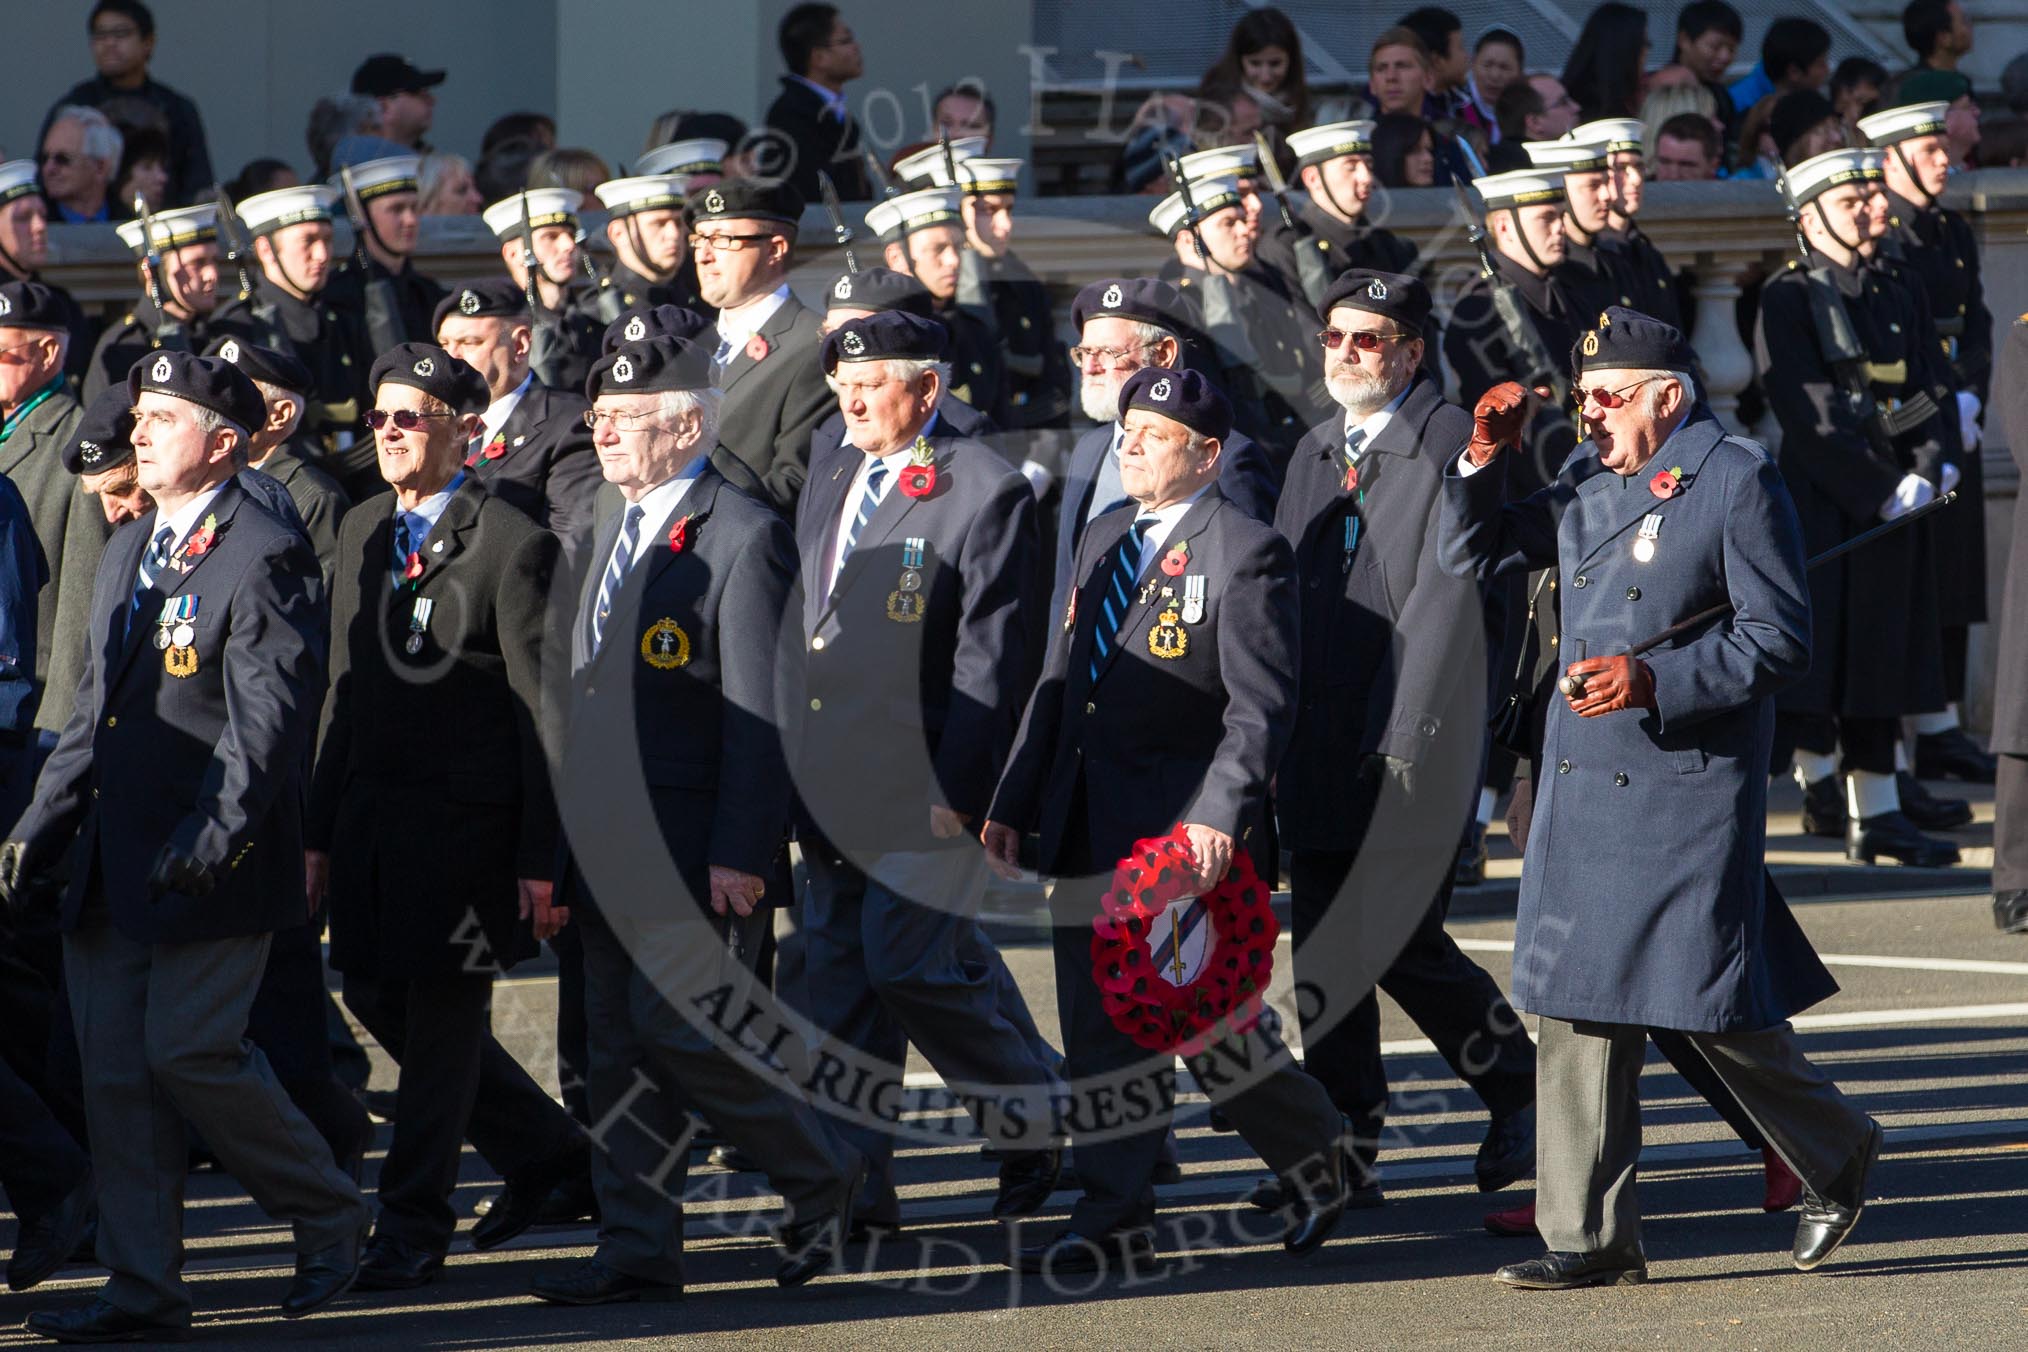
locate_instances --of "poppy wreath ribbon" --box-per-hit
[1088,825,1279,1054]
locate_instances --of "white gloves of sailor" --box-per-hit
[1880,472,1938,521]
[1956,390,1982,452]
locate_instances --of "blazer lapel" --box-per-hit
[575,505,626,672]
[718,297,802,395]
[1090,493,1222,688]
[815,445,933,628]
[800,444,861,629]
[473,385,541,475]
[409,479,486,593]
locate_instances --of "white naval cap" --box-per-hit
[481,188,584,240]
[1571,118,1647,155]
[1855,101,1950,148]
[635,138,727,178]
[1471,167,1566,209]
[864,185,963,241]
[332,153,421,200]
[0,160,39,207]
[1178,142,1258,181]
[1526,133,1612,174]
[236,184,338,236]
[115,203,220,252]
[893,136,987,185]
[1779,148,1872,206]
[595,174,687,218]
[1286,120,1375,169]
[1855,148,1887,180]
[1148,172,1246,237]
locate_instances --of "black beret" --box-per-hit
[602,304,713,354]
[825,267,933,318]
[127,349,267,433]
[1573,306,1697,377]
[1317,268,1432,337]
[432,278,527,335]
[685,178,803,229]
[585,337,713,399]
[203,335,313,397]
[0,279,68,331]
[1070,277,1190,337]
[1118,366,1232,442]
[820,310,949,374]
[367,342,490,415]
[65,386,136,476]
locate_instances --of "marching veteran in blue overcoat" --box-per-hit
[1438,308,1881,1290]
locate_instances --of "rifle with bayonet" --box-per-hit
[1451,177,1567,413]
[1166,154,1272,429]
[338,165,408,354]
[129,193,189,352]
[817,170,858,273]
[1253,131,1331,308]
[519,190,572,389]
[213,185,297,358]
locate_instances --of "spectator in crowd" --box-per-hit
[1111,94,1201,194]
[111,123,169,214]
[350,53,443,152]
[305,94,381,181]
[1198,7,1310,168]
[1562,2,1650,122]
[1770,89,1845,168]
[416,151,481,215]
[528,147,613,202]
[1463,28,1525,143]
[762,2,872,201]
[482,112,556,160]
[1652,110,1723,180]
[228,157,299,202]
[1488,74,1580,171]
[1366,27,1433,119]
[2004,53,2028,116]
[1900,1,1973,80]
[36,0,212,208]
[1900,68,1982,170]
[1730,18,1831,117]
[39,106,121,224]
[1373,113,1437,188]
[642,110,750,176]
[1831,58,1889,137]
[1639,81,1721,171]
[1670,1,1743,159]
[932,82,997,147]
[1399,7,1470,121]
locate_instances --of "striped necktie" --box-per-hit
[130,524,174,615]
[1343,427,1367,487]
[832,458,889,591]
[592,505,645,654]
[1088,515,1157,682]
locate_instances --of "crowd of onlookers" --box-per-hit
[11,0,2027,235]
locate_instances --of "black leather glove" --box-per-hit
[0,839,30,912]
[147,845,216,899]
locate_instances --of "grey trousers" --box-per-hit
[1996,753,2028,894]
[64,922,369,1324]
[580,907,850,1286]
[1536,1016,1874,1258]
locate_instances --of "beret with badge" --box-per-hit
[825,266,934,318]
[1070,276,1192,337]
[602,304,713,355]
[64,386,138,476]
[431,277,527,335]
[686,178,803,230]
[367,342,490,414]
[0,279,71,331]
[584,336,714,400]
[820,310,950,375]
[1572,305,1697,376]
[128,349,268,433]
[1316,268,1432,336]
[204,335,313,398]
[1118,366,1233,443]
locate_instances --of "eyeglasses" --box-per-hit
[90,24,141,41]
[39,152,75,169]
[364,408,459,431]
[687,232,776,252]
[1577,376,1662,409]
[581,408,662,431]
[1317,327,1412,352]
[0,340,49,364]
[1068,341,1157,368]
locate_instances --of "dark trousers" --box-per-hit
[247,920,370,1168]
[1288,847,1535,1171]
[1997,753,2028,894]
[551,923,591,1124]
[341,972,581,1252]
[0,1053,88,1222]
[1783,712,1898,776]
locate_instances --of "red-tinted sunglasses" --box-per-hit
[1578,376,1661,409]
[364,408,459,431]
[1317,327,1412,352]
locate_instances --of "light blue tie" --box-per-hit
[1088,515,1157,682]
[592,505,645,653]
[833,459,889,587]
[130,524,174,616]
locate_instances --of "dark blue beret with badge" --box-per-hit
[585,336,713,399]
[368,342,490,414]
[1573,305,1697,376]
[1070,276,1190,336]
[431,277,526,335]
[685,178,803,229]
[825,266,934,318]
[0,279,69,331]
[127,349,268,433]
[1317,267,1432,336]
[64,386,137,476]
[820,310,950,374]
[602,304,713,354]
[1118,365,1233,442]
[204,335,313,398]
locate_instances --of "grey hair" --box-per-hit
[252,379,306,439]
[656,386,722,449]
[189,406,252,469]
[884,357,952,390]
[1639,368,1698,416]
[51,105,122,168]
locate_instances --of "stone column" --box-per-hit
[1686,251,1757,435]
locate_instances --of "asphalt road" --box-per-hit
[4,886,2023,1350]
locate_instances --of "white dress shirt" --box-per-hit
[1127,483,1212,580]
[476,372,534,452]
[616,454,711,574]
[713,285,792,366]
[155,483,228,553]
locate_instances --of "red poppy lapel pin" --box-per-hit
[897,435,937,499]
[1649,464,1685,500]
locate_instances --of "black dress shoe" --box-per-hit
[356,1088,398,1122]
[23,1298,189,1343]
[992,1145,1063,1219]
[1150,1159,1181,1186]
[1896,772,1973,830]
[1245,1175,1383,1212]
[480,1169,600,1227]
[1475,1106,1536,1193]
[776,1155,866,1287]
[8,1174,95,1292]
[1798,775,1845,838]
[281,1225,364,1318]
[1454,828,1488,887]
[470,1151,589,1250]
[707,1143,761,1172]
[530,1258,682,1305]
[1282,1131,1355,1256]
[1495,1249,1647,1289]
[1794,1120,1883,1271]
[1915,728,1997,784]
[1846,811,1960,867]
[1995,890,2028,934]
[845,1217,904,1244]
[1013,1228,1157,1275]
[352,1235,444,1291]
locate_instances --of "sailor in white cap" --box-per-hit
[0,160,93,379]
[865,184,1002,416]
[1525,132,1630,321]
[481,188,602,394]
[87,203,230,402]
[592,172,707,315]
[328,153,448,342]
[1578,118,1683,328]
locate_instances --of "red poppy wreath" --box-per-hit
[1088,825,1279,1054]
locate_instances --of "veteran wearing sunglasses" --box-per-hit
[1439,308,1882,1290]
[307,341,588,1293]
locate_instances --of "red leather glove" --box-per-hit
[1562,655,1656,717]
[1468,382,1531,466]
